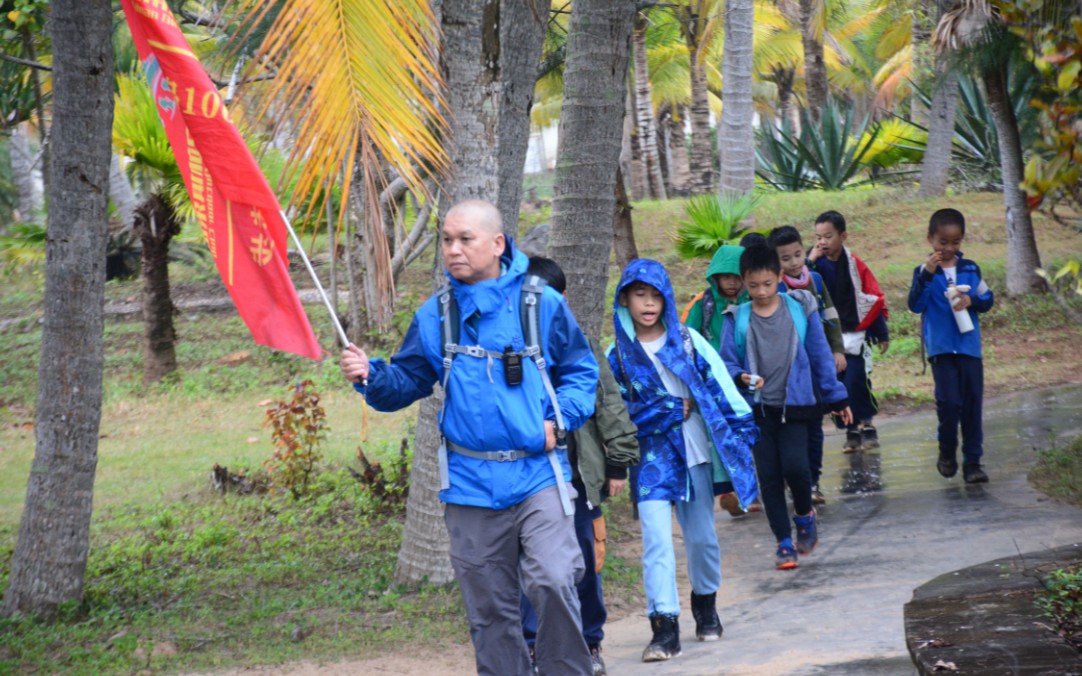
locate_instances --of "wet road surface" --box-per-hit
[599,385,1082,675]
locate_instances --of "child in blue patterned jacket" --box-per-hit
[608,259,758,664]
[907,208,994,484]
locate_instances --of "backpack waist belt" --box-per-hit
[446,441,532,462]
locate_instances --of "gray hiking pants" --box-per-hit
[445,484,591,676]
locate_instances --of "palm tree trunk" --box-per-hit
[10,123,41,225]
[918,68,957,197]
[918,0,957,197]
[688,51,715,194]
[983,64,1044,295]
[632,16,667,200]
[719,0,755,194]
[550,0,636,341]
[394,0,547,587]
[612,165,639,272]
[668,105,691,195]
[626,60,648,200]
[2,0,113,618]
[134,194,180,384]
[800,0,828,120]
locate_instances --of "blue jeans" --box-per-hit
[521,488,606,648]
[638,463,721,616]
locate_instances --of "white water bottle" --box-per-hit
[944,282,974,334]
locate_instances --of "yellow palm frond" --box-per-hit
[229,0,446,326]
[874,14,912,61]
[873,47,913,110]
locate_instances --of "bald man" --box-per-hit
[341,200,599,675]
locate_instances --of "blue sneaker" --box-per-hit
[775,538,798,570]
[793,510,818,555]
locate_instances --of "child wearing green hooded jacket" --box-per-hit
[681,244,760,518]
[682,245,747,351]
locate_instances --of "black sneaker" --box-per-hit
[588,644,606,675]
[844,427,863,453]
[963,462,989,484]
[811,484,826,505]
[690,591,723,641]
[861,424,880,450]
[642,614,681,662]
[937,448,958,478]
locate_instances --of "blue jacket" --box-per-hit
[607,259,759,507]
[720,292,849,420]
[355,240,598,509]
[907,254,994,359]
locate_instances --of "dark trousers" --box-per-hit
[842,352,878,424]
[753,408,812,543]
[930,354,984,463]
[522,488,606,648]
[807,418,824,485]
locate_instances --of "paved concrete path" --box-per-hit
[599,385,1082,675]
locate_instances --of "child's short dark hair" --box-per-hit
[527,256,567,294]
[928,208,966,236]
[767,225,803,248]
[739,245,781,277]
[738,232,767,248]
[815,210,846,233]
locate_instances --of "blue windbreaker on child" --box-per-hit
[720,291,849,419]
[906,253,994,359]
[608,259,758,507]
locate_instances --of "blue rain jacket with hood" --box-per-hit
[354,239,598,510]
[608,259,759,507]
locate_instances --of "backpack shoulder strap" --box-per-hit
[519,274,546,353]
[782,293,809,345]
[700,288,716,341]
[734,302,752,363]
[437,282,458,391]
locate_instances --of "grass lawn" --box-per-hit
[1,185,1081,673]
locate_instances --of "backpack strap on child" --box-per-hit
[436,275,573,516]
[733,296,808,364]
[699,288,717,341]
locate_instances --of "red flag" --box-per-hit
[120,0,323,360]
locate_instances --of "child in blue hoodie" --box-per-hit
[907,208,994,484]
[609,259,758,663]
[721,246,852,570]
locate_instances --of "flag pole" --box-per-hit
[280,209,351,349]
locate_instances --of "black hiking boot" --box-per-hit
[690,592,723,641]
[963,461,989,484]
[642,614,681,662]
[844,427,863,453]
[937,447,958,478]
[861,424,880,450]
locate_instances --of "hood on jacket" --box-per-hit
[614,259,682,346]
[705,245,744,280]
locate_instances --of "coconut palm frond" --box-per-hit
[234,0,446,220]
[873,58,913,111]
[873,14,911,61]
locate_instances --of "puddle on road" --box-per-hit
[822,384,1082,497]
